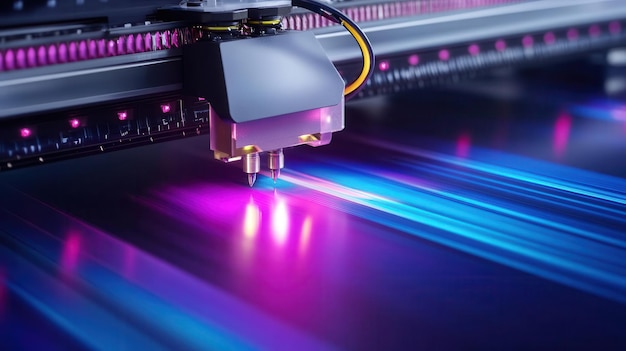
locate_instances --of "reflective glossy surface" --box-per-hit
[1,64,626,350]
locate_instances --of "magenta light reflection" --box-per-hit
[118,111,128,121]
[543,32,556,45]
[609,21,622,35]
[161,104,172,113]
[553,112,572,158]
[69,118,81,129]
[589,24,601,37]
[408,54,419,66]
[567,28,579,41]
[20,128,32,138]
[468,44,480,56]
[378,60,390,71]
[495,39,506,52]
[243,197,261,239]
[271,196,290,245]
[456,132,471,158]
[61,231,81,273]
[522,35,534,48]
[438,49,450,61]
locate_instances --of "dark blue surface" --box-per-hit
[1,67,626,350]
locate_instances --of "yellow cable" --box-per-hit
[342,20,371,96]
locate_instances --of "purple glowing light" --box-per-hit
[553,112,571,158]
[48,45,57,64]
[68,42,78,62]
[97,39,106,57]
[69,118,81,129]
[20,128,32,138]
[609,21,621,35]
[118,111,128,121]
[161,104,171,113]
[456,132,471,158]
[589,24,601,37]
[88,40,97,58]
[27,47,37,67]
[163,31,171,49]
[126,34,135,54]
[408,54,419,66]
[58,43,68,63]
[378,60,390,71]
[37,46,47,65]
[117,36,126,55]
[522,35,534,48]
[144,33,152,51]
[567,28,579,41]
[495,39,506,52]
[172,30,180,48]
[107,40,116,57]
[5,50,15,71]
[468,44,480,56]
[155,32,162,50]
[79,41,88,60]
[543,32,556,45]
[438,49,450,61]
[16,48,26,69]
[135,34,144,53]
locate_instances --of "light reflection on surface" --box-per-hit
[60,231,81,273]
[553,112,571,157]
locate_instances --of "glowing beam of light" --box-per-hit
[271,196,289,245]
[280,159,626,304]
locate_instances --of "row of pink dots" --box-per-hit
[377,22,623,70]
[284,0,522,30]
[0,29,183,72]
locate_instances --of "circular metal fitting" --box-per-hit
[242,152,260,174]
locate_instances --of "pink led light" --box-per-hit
[609,21,621,35]
[37,46,47,65]
[68,42,78,61]
[495,39,506,52]
[543,32,556,45]
[567,28,579,41]
[58,43,68,63]
[438,49,450,61]
[172,30,180,48]
[27,47,36,67]
[97,39,106,57]
[589,24,601,37]
[408,54,419,66]
[16,48,26,69]
[117,111,128,121]
[135,34,144,53]
[155,32,162,50]
[88,40,97,58]
[163,31,171,48]
[126,34,135,54]
[5,50,14,71]
[160,104,171,113]
[468,44,480,56]
[107,40,116,57]
[69,118,81,129]
[20,128,32,138]
[522,35,534,48]
[553,112,571,157]
[47,45,57,64]
[378,60,390,71]
[144,33,152,51]
[78,41,88,60]
[117,36,126,55]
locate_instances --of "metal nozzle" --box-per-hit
[268,149,284,183]
[243,152,260,187]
